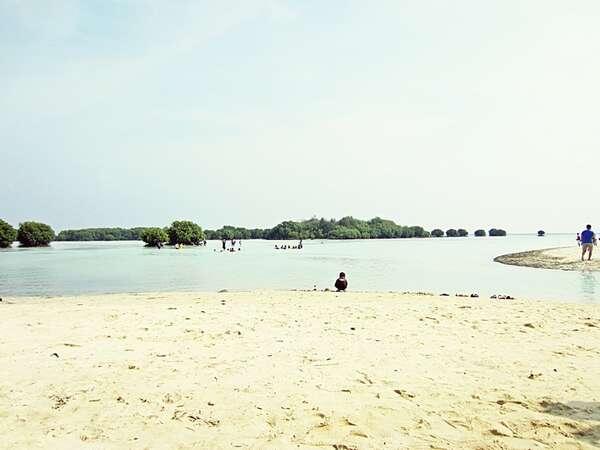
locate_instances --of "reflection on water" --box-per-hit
[580,270,598,300]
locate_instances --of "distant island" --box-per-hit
[48,217,506,243]
[0,216,508,247]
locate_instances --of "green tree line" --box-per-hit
[56,227,147,241]
[1,217,508,248]
[205,217,430,240]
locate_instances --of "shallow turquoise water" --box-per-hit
[1,235,598,303]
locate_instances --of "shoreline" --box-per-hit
[495,246,600,271]
[2,290,599,449]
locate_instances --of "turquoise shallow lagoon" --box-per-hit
[1,234,598,302]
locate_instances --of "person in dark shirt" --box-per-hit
[335,272,348,292]
[581,224,595,261]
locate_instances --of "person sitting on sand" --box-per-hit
[581,224,595,261]
[335,272,348,292]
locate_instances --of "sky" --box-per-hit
[1,0,599,233]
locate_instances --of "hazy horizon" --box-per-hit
[2,1,599,234]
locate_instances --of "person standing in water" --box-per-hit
[221,238,226,251]
[580,225,595,261]
[335,272,348,291]
[576,233,581,246]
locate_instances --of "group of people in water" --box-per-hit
[218,238,242,252]
[275,239,303,250]
[577,224,597,261]
[158,237,348,291]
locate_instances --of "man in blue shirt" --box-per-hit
[580,224,596,261]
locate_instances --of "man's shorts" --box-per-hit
[582,243,594,251]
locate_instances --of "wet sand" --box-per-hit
[495,246,600,271]
[1,291,599,449]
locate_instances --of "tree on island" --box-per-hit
[205,216,432,241]
[141,228,169,247]
[0,219,17,248]
[538,230,545,237]
[167,221,204,245]
[17,221,55,247]
[446,229,458,237]
[489,228,507,237]
[431,229,444,237]
[474,229,486,237]
[458,229,468,237]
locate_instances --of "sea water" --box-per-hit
[1,235,598,303]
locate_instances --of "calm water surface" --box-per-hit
[1,235,598,303]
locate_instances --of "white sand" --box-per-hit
[1,291,599,449]
[495,246,600,271]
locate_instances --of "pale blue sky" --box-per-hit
[2,1,599,232]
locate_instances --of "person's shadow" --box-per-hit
[540,400,600,446]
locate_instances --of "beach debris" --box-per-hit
[357,371,373,385]
[128,364,138,370]
[350,327,356,331]
[455,294,469,297]
[528,372,542,380]
[116,396,126,403]
[394,389,415,399]
[171,409,186,420]
[63,343,80,347]
[489,428,511,437]
[218,289,228,293]
[49,394,70,409]
[50,352,59,358]
[524,323,535,329]
[440,293,449,296]
[491,295,497,299]
[351,431,368,438]
[167,307,177,310]
[333,444,358,450]
[470,293,479,298]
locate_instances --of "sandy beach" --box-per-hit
[1,291,599,449]
[495,246,600,271]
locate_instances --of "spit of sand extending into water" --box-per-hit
[495,246,600,271]
[1,291,599,449]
